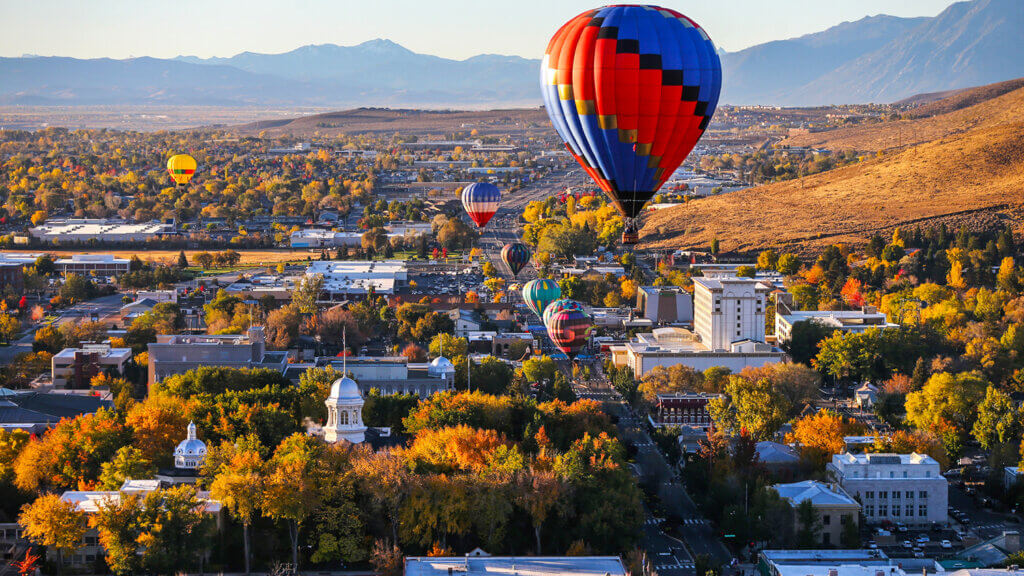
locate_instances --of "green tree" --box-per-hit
[736,265,756,278]
[209,445,265,575]
[708,376,790,440]
[522,355,558,385]
[906,371,987,440]
[794,499,822,548]
[757,249,779,271]
[972,386,1020,450]
[776,253,801,275]
[177,250,189,268]
[99,446,156,490]
[292,274,325,315]
[262,433,322,569]
[783,321,833,366]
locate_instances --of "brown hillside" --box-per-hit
[639,119,1024,256]
[229,107,550,137]
[903,77,1024,118]
[780,80,1024,151]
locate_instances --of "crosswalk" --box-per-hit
[644,517,709,526]
[655,562,696,570]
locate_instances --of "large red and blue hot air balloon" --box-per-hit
[461,182,501,228]
[541,5,722,243]
[547,306,592,360]
[543,298,585,330]
[501,242,531,278]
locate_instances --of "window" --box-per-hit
[879,505,887,516]
[892,506,900,517]
[823,514,831,525]
[893,491,901,500]
[865,505,874,516]
[919,491,928,499]
[919,504,927,516]
[906,491,914,499]
[890,471,895,478]
[906,505,914,516]
[879,491,888,499]
[865,491,874,499]
[903,471,908,478]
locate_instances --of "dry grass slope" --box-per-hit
[640,117,1024,255]
[230,107,550,137]
[780,79,1024,152]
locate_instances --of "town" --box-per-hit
[3,1,1024,576]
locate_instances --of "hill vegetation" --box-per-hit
[640,82,1024,255]
[231,107,550,137]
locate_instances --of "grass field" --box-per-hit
[2,249,318,267]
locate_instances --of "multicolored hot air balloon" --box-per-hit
[547,307,592,359]
[541,5,722,243]
[461,182,501,228]
[522,278,561,318]
[543,298,585,330]
[501,242,531,277]
[166,154,197,186]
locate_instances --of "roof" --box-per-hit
[9,392,112,419]
[756,441,800,464]
[773,481,859,508]
[832,452,939,467]
[0,400,59,425]
[760,550,889,564]
[403,557,628,576]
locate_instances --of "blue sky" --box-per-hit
[0,0,959,60]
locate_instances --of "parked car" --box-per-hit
[903,540,913,549]
[917,535,931,544]
[914,550,925,559]
[897,523,909,533]
[941,540,953,549]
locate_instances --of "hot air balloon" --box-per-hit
[461,182,501,228]
[547,307,592,360]
[522,278,561,318]
[167,154,197,186]
[540,5,722,243]
[501,242,531,277]
[543,298,585,330]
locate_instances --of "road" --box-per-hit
[0,293,125,366]
[567,363,732,576]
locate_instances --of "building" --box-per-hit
[56,479,221,568]
[0,389,112,434]
[31,219,175,243]
[612,327,785,377]
[448,309,483,337]
[306,260,408,298]
[323,375,366,444]
[51,343,132,388]
[775,294,900,344]
[292,355,456,396]
[693,277,770,350]
[827,453,948,526]
[651,393,723,430]
[404,556,628,576]
[0,262,24,291]
[757,441,802,477]
[774,481,861,547]
[54,254,130,276]
[637,286,694,324]
[290,229,364,248]
[156,421,207,485]
[146,326,288,387]
[758,550,897,576]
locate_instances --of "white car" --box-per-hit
[903,540,913,549]
[941,540,953,549]
[917,535,931,544]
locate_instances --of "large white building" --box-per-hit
[774,293,900,344]
[611,328,785,376]
[51,344,132,388]
[827,453,948,526]
[693,277,770,350]
[306,260,408,297]
[405,556,627,576]
[31,219,175,243]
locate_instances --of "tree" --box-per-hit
[776,253,801,275]
[209,446,265,575]
[99,446,156,490]
[736,265,756,278]
[972,386,1020,450]
[263,434,322,569]
[522,355,558,385]
[125,394,194,467]
[352,451,412,543]
[15,408,130,492]
[794,499,822,548]
[0,428,29,484]
[0,314,20,344]
[786,409,863,467]
[516,468,567,554]
[905,371,987,439]
[708,376,790,440]
[370,540,404,576]
[194,252,214,269]
[292,274,324,315]
[266,304,302,349]
[177,250,189,268]
[757,249,779,271]
[19,494,87,575]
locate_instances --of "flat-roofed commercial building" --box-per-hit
[55,254,130,276]
[405,556,627,576]
[774,293,900,343]
[611,327,785,377]
[51,344,132,389]
[827,452,948,526]
[31,219,175,243]
[652,392,723,430]
[306,260,408,298]
[146,327,288,387]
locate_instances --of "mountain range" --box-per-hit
[1,0,1022,108]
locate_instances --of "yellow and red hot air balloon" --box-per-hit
[167,154,197,186]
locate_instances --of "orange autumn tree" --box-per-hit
[785,409,865,467]
[840,277,866,307]
[404,425,510,474]
[125,394,197,467]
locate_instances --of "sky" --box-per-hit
[0,0,960,60]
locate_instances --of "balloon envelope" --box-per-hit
[167,154,197,186]
[522,278,561,318]
[501,242,531,277]
[540,5,722,220]
[543,298,585,330]
[461,182,501,228]
[547,308,591,359]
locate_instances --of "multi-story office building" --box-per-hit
[692,277,771,350]
[146,326,288,388]
[55,254,130,276]
[827,453,948,526]
[652,393,723,430]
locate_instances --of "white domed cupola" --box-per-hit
[428,356,455,382]
[324,376,366,444]
[173,421,207,470]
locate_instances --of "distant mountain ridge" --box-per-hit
[1,0,1022,107]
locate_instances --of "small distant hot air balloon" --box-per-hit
[461,182,501,228]
[543,298,585,330]
[167,154,197,186]
[547,307,591,360]
[522,278,561,318]
[540,5,722,243]
[501,242,531,277]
